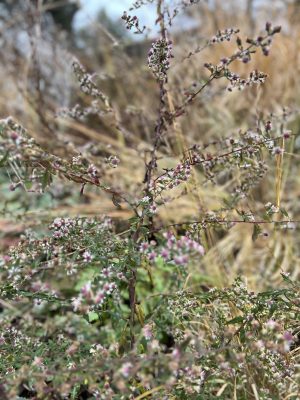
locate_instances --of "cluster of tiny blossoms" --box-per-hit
[140,231,204,266]
[149,161,191,197]
[265,202,280,216]
[0,118,119,192]
[138,161,192,214]
[188,123,291,201]
[50,217,77,239]
[72,60,111,108]
[71,260,126,313]
[59,100,107,121]
[247,22,282,57]
[184,27,239,60]
[210,28,240,44]
[0,119,35,157]
[206,59,266,89]
[232,23,281,64]
[121,11,146,34]
[148,38,173,81]
[71,154,119,185]
[202,23,281,93]
[226,69,267,92]
[0,118,44,191]
[168,292,201,321]
[106,155,120,168]
[139,195,158,214]
[243,319,296,388]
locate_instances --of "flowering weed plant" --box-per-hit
[0,1,299,399]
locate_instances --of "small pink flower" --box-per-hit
[83,251,92,263]
[140,242,149,252]
[161,248,170,259]
[272,146,284,155]
[174,255,185,265]
[283,130,291,139]
[95,290,105,304]
[120,362,133,378]
[71,296,82,312]
[3,255,11,263]
[148,251,157,261]
[143,324,153,341]
[10,131,19,140]
[282,331,293,342]
[265,319,277,330]
[81,282,92,299]
[172,348,180,360]
[103,283,111,292]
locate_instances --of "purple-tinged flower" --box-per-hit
[32,356,43,366]
[103,283,111,292]
[120,362,133,378]
[282,331,294,342]
[140,196,151,205]
[140,242,149,252]
[10,131,19,140]
[71,296,82,312]
[117,272,125,280]
[53,218,63,228]
[172,348,180,360]
[148,38,173,81]
[2,255,11,263]
[148,251,157,261]
[53,231,62,239]
[161,248,170,260]
[83,251,93,263]
[265,319,278,330]
[272,146,284,155]
[102,268,111,278]
[283,130,291,139]
[174,255,186,265]
[107,155,120,168]
[87,164,98,177]
[81,282,92,299]
[149,204,157,214]
[95,290,106,304]
[121,12,145,34]
[282,331,294,352]
[142,324,153,341]
[195,243,205,255]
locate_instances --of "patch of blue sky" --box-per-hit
[74,0,156,32]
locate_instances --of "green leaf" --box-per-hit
[262,212,272,222]
[24,180,33,190]
[239,327,246,343]
[88,311,99,323]
[112,193,122,209]
[75,267,97,291]
[222,197,234,208]
[41,169,52,190]
[252,224,262,242]
[0,151,9,167]
[280,208,289,218]
[226,316,244,325]
[135,303,145,326]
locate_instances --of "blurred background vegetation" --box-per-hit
[1,0,300,290]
